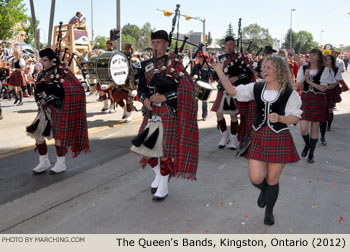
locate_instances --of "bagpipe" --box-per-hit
[131,4,203,157]
[26,22,67,140]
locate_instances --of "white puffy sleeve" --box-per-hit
[285,90,303,118]
[328,70,337,84]
[320,67,330,86]
[335,68,343,81]
[296,67,304,83]
[19,58,26,68]
[234,82,255,102]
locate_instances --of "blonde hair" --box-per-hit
[263,55,294,91]
[14,48,22,59]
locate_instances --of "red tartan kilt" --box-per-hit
[8,70,24,87]
[237,101,256,142]
[326,88,342,107]
[211,90,224,112]
[301,92,329,122]
[339,80,349,93]
[139,104,177,157]
[112,88,128,100]
[245,125,299,163]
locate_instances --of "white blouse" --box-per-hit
[235,82,303,118]
[328,68,343,83]
[296,67,330,86]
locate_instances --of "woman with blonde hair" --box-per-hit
[8,48,25,105]
[213,55,302,226]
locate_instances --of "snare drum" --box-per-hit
[194,80,213,101]
[96,51,129,85]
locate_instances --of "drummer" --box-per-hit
[191,51,214,121]
[98,40,115,111]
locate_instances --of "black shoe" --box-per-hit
[151,187,157,194]
[320,138,327,146]
[257,190,266,208]
[301,146,309,157]
[101,107,108,112]
[307,155,314,164]
[14,98,18,104]
[264,212,275,225]
[152,194,168,201]
[218,145,225,149]
[327,128,331,131]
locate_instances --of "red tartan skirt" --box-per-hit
[51,72,89,157]
[211,89,224,112]
[326,87,342,108]
[301,91,329,122]
[245,125,300,163]
[237,100,256,142]
[8,70,24,87]
[112,88,128,101]
[139,104,177,158]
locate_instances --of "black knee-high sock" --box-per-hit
[18,90,23,103]
[302,134,310,147]
[308,138,318,159]
[252,178,266,207]
[265,183,279,215]
[320,122,327,139]
[328,113,334,130]
[230,121,239,135]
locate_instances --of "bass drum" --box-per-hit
[87,55,98,80]
[96,51,129,85]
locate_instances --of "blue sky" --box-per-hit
[24,0,350,46]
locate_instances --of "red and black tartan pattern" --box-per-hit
[326,87,342,105]
[211,89,224,112]
[339,80,349,93]
[35,142,47,155]
[140,53,199,180]
[8,70,25,87]
[140,157,158,168]
[160,158,173,176]
[301,92,329,122]
[245,125,299,163]
[48,69,90,157]
[237,100,256,142]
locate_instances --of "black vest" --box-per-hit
[302,65,326,94]
[253,83,293,133]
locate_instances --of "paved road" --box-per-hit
[0,73,349,234]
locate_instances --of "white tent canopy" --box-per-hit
[207,44,221,49]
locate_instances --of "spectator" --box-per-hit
[69,12,86,25]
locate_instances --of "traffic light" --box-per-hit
[205,34,208,43]
[164,10,172,17]
[110,29,120,40]
[185,15,191,20]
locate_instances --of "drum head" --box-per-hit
[109,51,129,85]
[196,80,213,90]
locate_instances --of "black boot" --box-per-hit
[301,134,310,157]
[252,178,267,208]
[319,122,327,146]
[327,113,334,131]
[264,183,279,226]
[307,138,318,164]
[10,90,19,104]
[16,91,23,106]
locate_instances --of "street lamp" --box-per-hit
[290,8,295,49]
[320,30,324,46]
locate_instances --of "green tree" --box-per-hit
[0,0,28,40]
[242,23,274,51]
[122,23,141,41]
[135,22,154,51]
[282,29,297,49]
[24,18,39,45]
[294,30,318,54]
[93,36,107,50]
[122,34,136,49]
[225,22,235,38]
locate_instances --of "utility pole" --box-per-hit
[47,0,56,48]
[116,0,121,50]
[290,8,295,49]
[29,0,40,50]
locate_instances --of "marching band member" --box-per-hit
[319,54,343,143]
[296,49,330,164]
[29,48,89,174]
[211,36,254,150]
[191,51,214,121]
[99,40,114,112]
[131,30,198,201]
[111,43,138,122]
[213,55,301,226]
